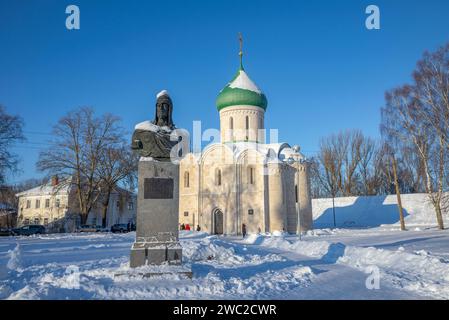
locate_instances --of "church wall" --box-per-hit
[283,165,298,233]
[237,149,267,234]
[267,163,287,232]
[198,145,237,235]
[179,154,200,229]
[238,164,266,234]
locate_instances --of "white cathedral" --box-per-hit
[178,49,313,236]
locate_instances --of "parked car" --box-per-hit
[11,225,46,236]
[111,224,129,233]
[0,228,12,236]
[77,225,100,233]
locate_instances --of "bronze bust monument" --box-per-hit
[131,90,180,161]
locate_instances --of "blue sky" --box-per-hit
[1,0,449,183]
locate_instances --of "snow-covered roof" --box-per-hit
[228,70,261,94]
[15,181,135,198]
[216,68,268,111]
[15,183,72,197]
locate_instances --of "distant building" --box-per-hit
[15,176,136,232]
[0,202,17,229]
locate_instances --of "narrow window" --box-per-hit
[128,202,134,210]
[34,218,40,225]
[184,211,189,217]
[26,200,31,209]
[216,169,222,186]
[245,116,249,141]
[229,117,233,130]
[55,199,60,208]
[24,219,30,225]
[295,185,298,203]
[248,167,255,184]
[45,199,50,208]
[44,218,49,225]
[184,171,190,188]
[116,200,120,209]
[35,199,40,209]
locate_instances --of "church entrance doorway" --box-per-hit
[213,209,224,235]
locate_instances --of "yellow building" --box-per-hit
[16,177,136,232]
[179,55,313,235]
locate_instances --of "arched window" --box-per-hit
[215,168,222,186]
[229,117,233,130]
[184,171,190,188]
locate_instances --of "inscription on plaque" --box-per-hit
[144,178,174,199]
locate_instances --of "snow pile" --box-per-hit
[229,70,262,93]
[305,228,338,237]
[183,236,284,268]
[6,244,21,270]
[262,237,330,258]
[338,245,449,299]
[243,234,264,245]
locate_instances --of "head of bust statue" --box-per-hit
[153,90,174,129]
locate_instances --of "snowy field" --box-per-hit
[1,227,449,300]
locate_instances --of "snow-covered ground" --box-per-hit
[1,226,448,300]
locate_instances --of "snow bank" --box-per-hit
[313,193,449,228]
[259,236,449,299]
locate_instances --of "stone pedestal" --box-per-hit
[130,159,182,268]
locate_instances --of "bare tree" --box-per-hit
[0,105,25,184]
[97,146,138,227]
[381,79,446,229]
[37,107,122,224]
[413,43,449,228]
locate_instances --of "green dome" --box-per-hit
[216,68,268,111]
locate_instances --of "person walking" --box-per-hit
[242,223,247,238]
[196,225,201,232]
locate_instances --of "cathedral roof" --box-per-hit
[216,35,267,111]
[216,67,268,111]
